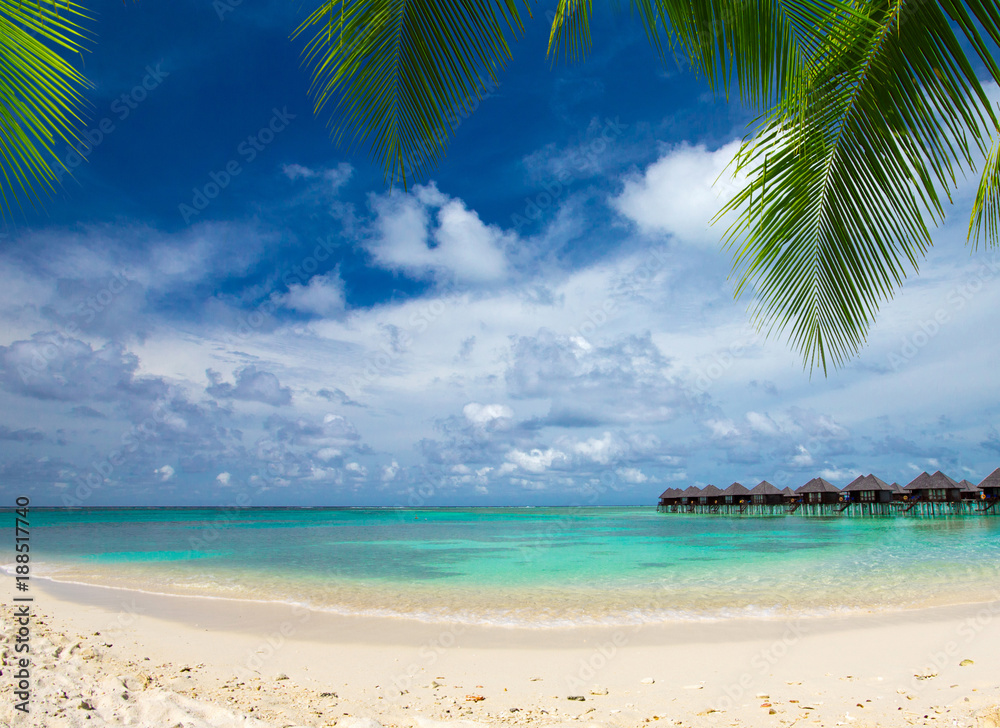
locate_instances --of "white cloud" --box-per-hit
[346,462,367,477]
[283,162,353,192]
[463,402,514,427]
[706,419,739,438]
[155,465,175,481]
[746,411,781,436]
[280,271,346,318]
[613,140,745,244]
[505,448,567,473]
[616,466,648,484]
[818,467,859,484]
[367,184,509,283]
[216,471,231,485]
[315,447,342,462]
[790,446,814,467]
[570,432,628,465]
[382,461,400,482]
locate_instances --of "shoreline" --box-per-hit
[3,577,1000,727]
[14,565,1000,631]
[26,572,1000,644]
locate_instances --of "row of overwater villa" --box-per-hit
[656,468,1000,517]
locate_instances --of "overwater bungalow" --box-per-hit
[699,484,724,505]
[657,488,680,508]
[979,468,1000,501]
[679,485,702,506]
[904,471,963,503]
[655,467,1000,517]
[796,477,841,505]
[843,474,894,503]
[721,482,750,505]
[959,480,983,501]
[749,480,784,505]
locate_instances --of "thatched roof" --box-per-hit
[797,477,840,493]
[905,471,961,491]
[959,480,981,494]
[658,488,678,499]
[781,487,796,497]
[843,474,892,492]
[978,467,1000,490]
[891,482,906,494]
[721,482,750,496]
[700,484,723,497]
[904,472,934,491]
[682,485,702,496]
[931,470,961,488]
[749,480,783,496]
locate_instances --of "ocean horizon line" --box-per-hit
[2,503,655,510]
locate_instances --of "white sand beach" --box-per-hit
[3,579,1000,728]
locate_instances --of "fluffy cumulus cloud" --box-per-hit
[206,366,293,406]
[2,137,999,506]
[0,335,146,402]
[504,447,568,474]
[248,413,368,488]
[365,184,510,283]
[505,329,695,426]
[154,465,175,481]
[463,402,514,430]
[279,271,346,318]
[612,139,745,244]
[616,466,648,484]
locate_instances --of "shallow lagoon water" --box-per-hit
[23,507,1000,626]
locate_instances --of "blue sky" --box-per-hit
[2,0,1000,506]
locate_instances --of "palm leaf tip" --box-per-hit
[0,0,92,219]
[294,0,530,189]
[718,0,1000,374]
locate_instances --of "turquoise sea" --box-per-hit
[14,507,1000,626]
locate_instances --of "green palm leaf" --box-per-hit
[0,0,91,220]
[970,133,1000,248]
[720,0,1000,373]
[298,0,1000,372]
[293,0,530,188]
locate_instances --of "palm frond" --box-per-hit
[294,0,530,189]
[970,133,1000,249]
[548,0,850,113]
[0,0,91,220]
[943,0,1000,249]
[721,0,998,373]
